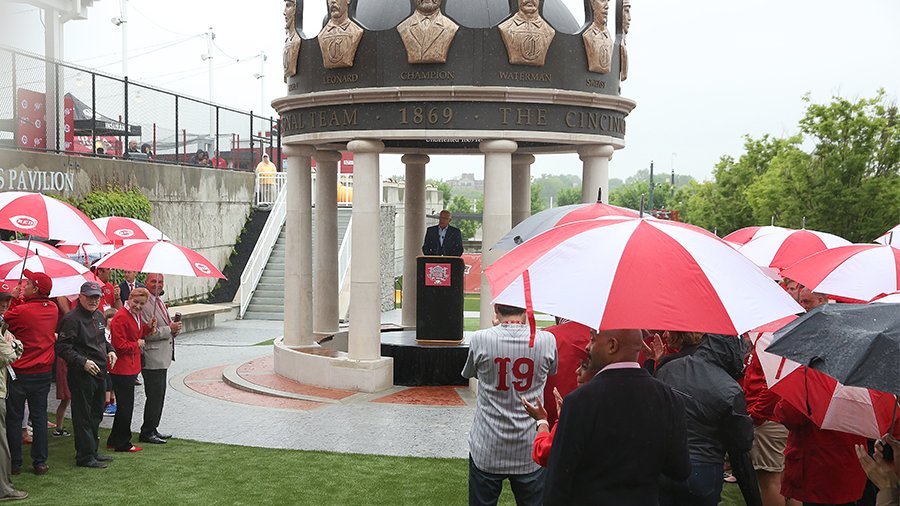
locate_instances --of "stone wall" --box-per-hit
[379,205,396,312]
[0,148,255,303]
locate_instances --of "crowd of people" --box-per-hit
[463,281,900,506]
[0,267,181,501]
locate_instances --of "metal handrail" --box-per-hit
[337,216,353,289]
[256,172,287,207]
[240,185,287,318]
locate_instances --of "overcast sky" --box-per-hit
[4,0,899,182]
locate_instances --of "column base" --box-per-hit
[273,337,394,393]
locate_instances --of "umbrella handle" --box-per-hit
[16,234,33,289]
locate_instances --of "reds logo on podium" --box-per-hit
[425,263,451,287]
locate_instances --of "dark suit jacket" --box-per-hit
[422,225,463,256]
[543,367,691,506]
[119,280,145,304]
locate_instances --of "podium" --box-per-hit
[416,256,465,342]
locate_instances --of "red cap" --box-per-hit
[23,270,52,296]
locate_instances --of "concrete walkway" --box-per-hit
[50,319,476,459]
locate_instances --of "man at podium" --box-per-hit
[422,210,464,256]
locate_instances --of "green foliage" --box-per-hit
[448,195,479,240]
[427,179,452,205]
[532,173,582,205]
[530,183,547,214]
[608,171,696,214]
[76,187,152,222]
[556,187,582,206]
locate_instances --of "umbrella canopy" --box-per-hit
[0,242,37,265]
[738,228,851,270]
[766,303,900,396]
[0,255,95,297]
[492,202,639,251]
[0,192,109,244]
[92,216,170,243]
[779,244,900,302]
[93,240,225,278]
[723,226,790,246]
[872,292,900,304]
[876,224,899,247]
[486,217,803,334]
[5,240,67,258]
[751,330,897,439]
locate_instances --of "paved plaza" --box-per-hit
[49,319,477,459]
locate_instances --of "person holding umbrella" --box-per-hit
[4,270,58,475]
[139,274,180,445]
[55,281,118,469]
[0,291,27,500]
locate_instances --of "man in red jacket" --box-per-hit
[4,270,58,475]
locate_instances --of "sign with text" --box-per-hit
[17,88,46,150]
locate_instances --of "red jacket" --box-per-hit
[532,423,557,467]
[742,342,781,424]
[544,322,591,426]
[774,398,866,504]
[4,296,58,374]
[109,306,152,376]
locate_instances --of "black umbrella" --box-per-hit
[766,303,900,396]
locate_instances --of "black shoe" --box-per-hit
[94,454,114,462]
[138,435,167,444]
[155,431,173,440]
[76,460,107,469]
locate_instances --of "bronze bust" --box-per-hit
[498,0,555,67]
[583,0,613,74]
[283,0,302,82]
[317,0,364,69]
[397,0,459,64]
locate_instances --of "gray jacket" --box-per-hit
[140,294,173,370]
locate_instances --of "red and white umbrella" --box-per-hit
[738,228,851,270]
[4,240,67,258]
[876,224,899,247]
[486,217,803,335]
[752,330,898,439]
[92,216,170,243]
[93,240,224,278]
[0,191,109,244]
[0,255,97,297]
[871,292,900,304]
[779,244,900,302]
[723,226,790,246]
[493,202,639,251]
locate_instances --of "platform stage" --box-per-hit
[379,330,470,386]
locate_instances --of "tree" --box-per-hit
[427,179,452,206]
[533,174,581,204]
[556,187,582,206]
[530,183,547,214]
[448,195,479,240]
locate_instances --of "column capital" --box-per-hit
[314,149,342,163]
[479,139,518,154]
[577,144,615,160]
[401,154,430,165]
[347,139,385,154]
[511,153,535,166]
[283,144,316,157]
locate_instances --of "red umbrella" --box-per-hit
[738,228,851,270]
[0,191,109,244]
[92,216,170,243]
[876,224,899,247]
[723,226,790,246]
[872,292,900,304]
[5,240,67,258]
[752,330,898,439]
[486,217,803,334]
[93,240,224,278]
[0,256,96,297]
[780,244,900,302]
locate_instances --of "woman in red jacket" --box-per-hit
[106,288,155,453]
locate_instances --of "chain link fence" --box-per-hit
[0,47,280,171]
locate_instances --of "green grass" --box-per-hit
[253,338,275,346]
[464,294,481,312]
[21,424,745,505]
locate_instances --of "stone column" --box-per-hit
[346,140,385,360]
[479,140,517,329]
[511,153,535,226]
[401,154,428,328]
[579,145,615,204]
[283,145,315,347]
[313,149,341,334]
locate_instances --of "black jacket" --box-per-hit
[543,367,691,506]
[119,280,145,304]
[422,224,463,256]
[56,305,113,373]
[656,334,753,463]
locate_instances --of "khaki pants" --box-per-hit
[0,401,16,496]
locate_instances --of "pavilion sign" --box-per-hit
[0,168,76,193]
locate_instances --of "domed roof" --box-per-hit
[352,0,580,33]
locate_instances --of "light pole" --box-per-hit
[201,27,216,149]
[111,0,128,77]
[253,50,267,118]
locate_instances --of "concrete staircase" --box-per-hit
[243,208,352,320]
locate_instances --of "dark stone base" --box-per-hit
[380,330,469,386]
